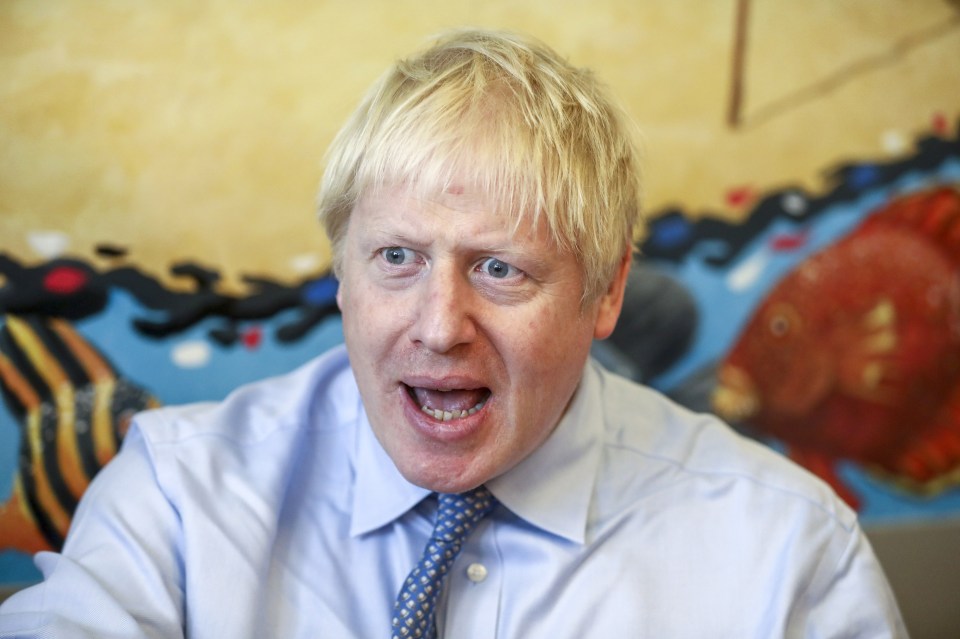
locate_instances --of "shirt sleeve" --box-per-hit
[789,520,910,639]
[0,424,186,638]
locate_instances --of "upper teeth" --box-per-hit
[420,398,486,422]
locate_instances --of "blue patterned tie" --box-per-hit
[390,487,497,639]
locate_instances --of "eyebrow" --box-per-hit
[365,229,434,251]
[356,206,558,265]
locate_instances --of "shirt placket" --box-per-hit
[437,518,502,639]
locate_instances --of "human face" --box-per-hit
[336,184,629,493]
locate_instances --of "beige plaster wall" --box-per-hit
[1,0,958,292]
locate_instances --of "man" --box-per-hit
[0,28,906,638]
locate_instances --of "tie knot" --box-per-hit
[433,487,497,544]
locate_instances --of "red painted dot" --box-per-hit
[769,230,809,252]
[725,185,755,208]
[43,266,88,294]
[932,112,949,136]
[241,325,262,350]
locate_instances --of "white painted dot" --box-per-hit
[289,252,321,275]
[781,192,807,216]
[466,563,488,583]
[726,250,769,292]
[171,340,211,368]
[881,129,907,154]
[27,231,70,259]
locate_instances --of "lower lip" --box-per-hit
[400,387,489,444]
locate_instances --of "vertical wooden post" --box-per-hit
[728,0,751,128]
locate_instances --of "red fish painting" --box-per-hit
[713,186,960,508]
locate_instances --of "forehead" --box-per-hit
[352,182,551,248]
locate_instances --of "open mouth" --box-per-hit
[405,384,491,422]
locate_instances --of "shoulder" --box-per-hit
[586,366,906,636]
[105,344,360,525]
[592,362,856,531]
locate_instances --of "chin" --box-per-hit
[395,450,492,494]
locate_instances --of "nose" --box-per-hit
[409,263,477,353]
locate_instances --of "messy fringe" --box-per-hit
[318,28,643,305]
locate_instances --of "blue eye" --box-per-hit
[481,258,516,279]
[381,247,412,265]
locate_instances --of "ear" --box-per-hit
[592,247,632,340]
[335,281,344,311]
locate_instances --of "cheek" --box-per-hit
[505,312,594,399]
[341,276,382,323]
[340,285,383,351]
[532,307,594,357]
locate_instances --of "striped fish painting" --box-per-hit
[0,315,159,553]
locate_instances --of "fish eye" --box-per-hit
[764,303,801,339]
[769,314,790,337]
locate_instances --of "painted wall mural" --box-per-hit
[714,186,960,510]
[0,263,345,584]
[2,0,959,588]
[0,256,341,562]
[622,122,960,517]
[2,119,958,586]
[0,315,159,554]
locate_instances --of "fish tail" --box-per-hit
[0,476,54,555]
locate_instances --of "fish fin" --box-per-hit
[879,384,960,494]
[0,477,55,555]
[861,298,896,336]
[7,316,92,500]
[838,298,902,403]
[0,350,69,547]
[788,447,860,510]
[866,186,960,260]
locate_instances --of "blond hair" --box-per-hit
[317,28,643,304]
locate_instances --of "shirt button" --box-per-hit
[466,563,488,583]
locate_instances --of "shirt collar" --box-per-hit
[349,405,431,537]
[349,360,603,544]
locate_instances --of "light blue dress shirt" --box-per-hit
[0,345,907,637]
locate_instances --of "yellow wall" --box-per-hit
[2,0,958,291]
